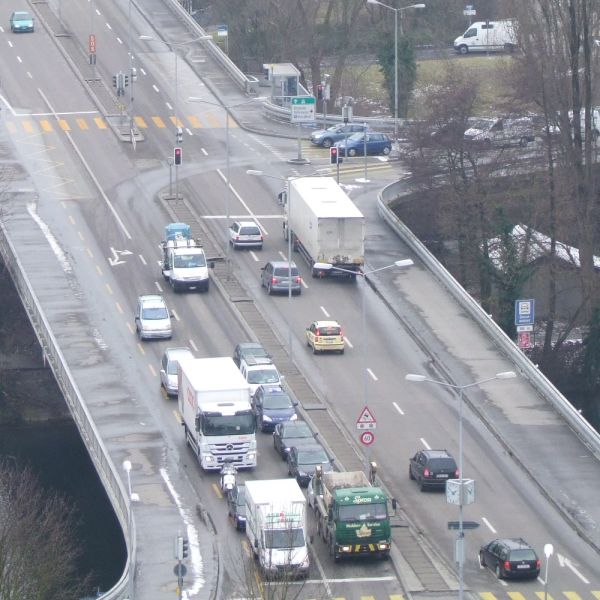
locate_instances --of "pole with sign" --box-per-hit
[515,299,535,350]
[289,96,315,164]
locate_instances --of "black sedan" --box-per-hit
[273,421,316,460]
[287,444,333,487]
[479,538,540,579]
[226,484,246,531]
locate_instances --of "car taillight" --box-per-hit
[295,276,301,284]
[271,277,278,284]
[454,469,460,477]
[424,468,431,478]
[536,559,541,569]
[504,560,511,570]
[316,329,321,336]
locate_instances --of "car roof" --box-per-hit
[267,260,298,269]
[164,347,193,360]
[13,11,32,17]
[242,355,275,367]
[496,538,534,550]
[313,320,341,328]
[139,294,167,306]
[295,444,326,453]
[421,449,453,459]
[236,220,259,228]
[281,421,311,432]
[236,342,266,352]
[258,385,287,395]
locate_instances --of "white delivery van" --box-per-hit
[454,20,517,54]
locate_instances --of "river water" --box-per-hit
[0,419,125,596]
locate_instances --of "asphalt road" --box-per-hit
[0,0,599,599]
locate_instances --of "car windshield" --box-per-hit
[264,527,305,549]
[283,424,312,438]
[240,226,261,236]
[297,449,328,465]
[273,267,299,277]
[248,368,279,384]
[347,132,365,142]
[316,326,341,336]
[510,549,537,561]
[201,414,256,436]
[338,502,388,522]
[167,356,189,375]
[263,394,292,410]
[429,458,456,470]
[173,253,206,268]
[236,487,246,506]
[142,307,168,320]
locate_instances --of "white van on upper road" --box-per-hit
[454,19,517,54]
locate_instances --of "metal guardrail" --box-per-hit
[377,180,600,457]
[0,222,133,600]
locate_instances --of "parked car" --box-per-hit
[409,449,459,491]
[273,421,316,460]
[253,385,297,432]
[335,131,392,157]
[226,484,246,531]
[463,117,535,148]
[287,444,333,487]
[10,11,34,33]
[228,221,263,250]
[159,347,194,397]
[310,123,368,148]
[306,320,345,354]
[232,342,270,367]
[260,260,302,296]
[134,295,172,341]
[479,538,541,580]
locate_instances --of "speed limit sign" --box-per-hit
[360,431,375,446]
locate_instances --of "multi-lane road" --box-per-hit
[1,0,599,599]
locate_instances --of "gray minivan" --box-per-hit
[260,261,302,295]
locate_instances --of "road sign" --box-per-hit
[290,96,316,124]
[173,563,187,577]
[89,34,96,54]
[447,521,480,530]
[356,405,376,430]
[518,331,532,349]
[516,325,533,332]
[360,431,375,446]
[515,299,535,326]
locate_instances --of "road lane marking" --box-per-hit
[40,119,53,132]
[138,254,147,265]
[392,401,404,415]
[152,84,160,93]
[481,517,496,533]
[58,119,70,131]
[78,231,84,241]
[344,337,353,348]
[535,592,555,600]
[212,483,223,499]
[105,283,113,295]
[151,115,165,128]
[154,281,163,292]
[189,339,198,352]
[420,437,430,449]
[105,22,112,30]
[367,368,378,381]
[95,265,103,275]
[508,592,527,600]
[173,410,182,424]
[94,117,107,129]
[171,309,180,321]
[68,215,75,225]
[76,118,88,130]
[137,342,145,355]
[249,250,260,262]
[116,36,123,44]
[320,306,330,317]
[126,322,134,334]
[116,302,123,314]
[148,364,156,377]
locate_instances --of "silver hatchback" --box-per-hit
[260,261,302,295]
[160,347,194,397]
[135,294,172,340]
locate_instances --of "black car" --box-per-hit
[287,444,333,487]
[232,342,270,367]
[253,385,298,432]
[273,421,316,460]
[479,538,540,580]
[409,449,459,491]
[226,484,246,531]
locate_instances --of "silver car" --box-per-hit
[260,261,302,296]
[160,347,194,397]
[135,295,172,340]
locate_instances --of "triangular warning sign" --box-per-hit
[356,405,376,424]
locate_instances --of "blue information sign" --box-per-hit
[514,299,535,326]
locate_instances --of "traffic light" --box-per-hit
[181,538,189,559]
[124,74,129,88]
[176,127,183,144]
[112,75,117,89]
[330,146,342,164]
[174,147,182,166]
[317,84,323,100]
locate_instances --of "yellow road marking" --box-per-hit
[535,593,554,600]
[105,283,113,295]
[78,231,84,241]
[170,116,184,128]
[479,593,497,600]
[563,593,582,600]
[173,410,182,424]
[137,342,145,355]
[115,302,123,314]
[76,118,89,130]
[40,120,53,132]
[134,116,147,128]
[204,112,221,128]
[590,592,600,600]
[226,114,238,128]
[95,265,103,276]
[212,483,223,499]
[152,116,166,128]
[390,596,404,600]
[360,596,375,600]
[187,115,203,128]
[58,119,70,131]
[86,248,93,258]
[94,117,107,129]
[23,120,34,133]
[126,322,134,334]
[508,593,527,600]
[149,364,156,377]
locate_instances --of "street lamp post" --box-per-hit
[404,370,516,600]
[122,460,135,600]
[543,543,554,600]
[367,1,425,151]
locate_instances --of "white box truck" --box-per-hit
[178,357,257,470]
[244,479,310,579]
[281,177,364,280]
[454,20,517,54]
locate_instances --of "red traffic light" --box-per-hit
[330,146,342,164]
[174,147,182,166]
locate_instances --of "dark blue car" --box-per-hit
[335,131,392,157]
[253,385,298,432]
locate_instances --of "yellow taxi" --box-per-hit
[306,320,345,354]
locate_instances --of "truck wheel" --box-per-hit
[458,44,469,55]
[170,279,179,293]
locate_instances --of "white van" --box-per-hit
[454,20,517,54]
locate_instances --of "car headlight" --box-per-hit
[247,452,256,461]
[202,454,215,463]
[377,542,390,550]
[262,415,273,422]
[301,556,310,568]
[341,545,352,552]
[298,470,307,477]
[289,414,298,421]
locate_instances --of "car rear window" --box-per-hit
[274,267,299,276]
[240,226,260,235]
[317,326,341,336]
[510,549,537,561]
[428,458,456,469]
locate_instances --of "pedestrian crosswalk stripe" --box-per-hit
[152,116,166,128]
[591,593,600,600]
[187,115,203,129]
[40,120,53,132]
[94,117,107,129]
[360,596,375,600]
[58,119,70,131]
[134,116,147,128]
[480,593,497,600]
[23,120,34,133]
[389,596,403,600]
[564,593,583,600]
[204,112,221,128]
[76,118,88,130]
[170,116,184,128]
[508,592,528,600]
[535,592,555,600]
[227,114,238,128]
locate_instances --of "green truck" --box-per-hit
[309,466,391,562]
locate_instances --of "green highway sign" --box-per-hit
[447,521,480,530]
[291,96,316,124]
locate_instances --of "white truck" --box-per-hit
[178,357,257,471]
[454,20,517,54]
[281,177,365,280]
[244,479,310,579]
[161,222,215,292]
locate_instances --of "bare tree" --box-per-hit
[0,458,90,600]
